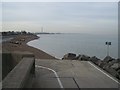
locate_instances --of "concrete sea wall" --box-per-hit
[2,51,35,88]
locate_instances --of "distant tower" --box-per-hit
[41,27,43,33]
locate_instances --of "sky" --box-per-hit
[1,2,118,35]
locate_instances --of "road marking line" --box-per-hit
[35,65,64,88]
[88,62,120,84]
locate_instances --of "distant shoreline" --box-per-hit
[2,34,57,59]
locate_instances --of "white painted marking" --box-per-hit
[35,65,64,88]
[88,62,120,84]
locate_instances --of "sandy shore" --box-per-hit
[2,34,57,59]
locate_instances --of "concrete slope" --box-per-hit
[33,59,119,89]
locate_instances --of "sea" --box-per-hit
[27,33,118,60]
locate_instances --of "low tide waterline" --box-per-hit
[27,33,118,59]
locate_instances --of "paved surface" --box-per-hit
[32,59,119,89]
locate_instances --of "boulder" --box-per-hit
[115,59,120,79]
[89,56,102,66]
[62,53,76,60]
[100,56,115,69]
[110,63,119,70]
[112,60,120,71]
[104,63,120,80]
[78,55,90,61]
[101,59,118,78]
[103,56,114,62]
[74,54,81,60]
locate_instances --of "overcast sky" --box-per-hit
[1,2,118,35]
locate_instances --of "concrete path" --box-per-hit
[33,59,119,89]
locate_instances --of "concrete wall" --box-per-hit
[2,52,35,88]
[2,52,13,80]
[2,51,34,80]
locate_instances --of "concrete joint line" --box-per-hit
[72,77,80,90]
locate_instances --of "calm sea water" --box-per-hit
[27,33,118,59]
